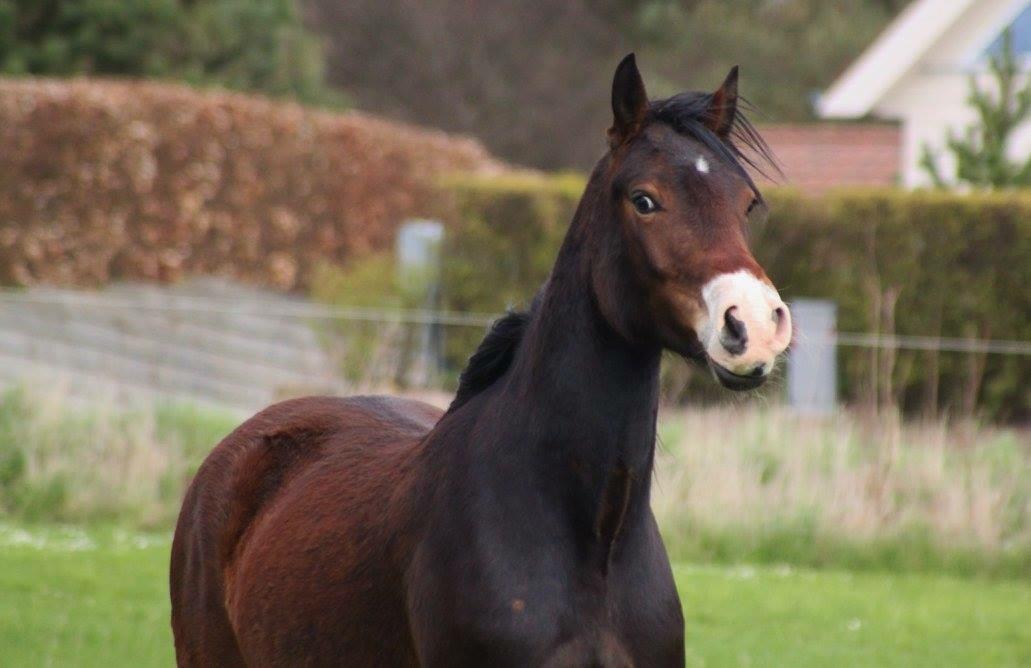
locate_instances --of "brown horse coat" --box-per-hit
[171,54,790,667]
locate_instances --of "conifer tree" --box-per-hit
[921,30,1031,188]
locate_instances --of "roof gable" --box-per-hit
[818,0,1028,118]
[984,3,1031,56]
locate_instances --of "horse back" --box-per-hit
[170,395,441,667]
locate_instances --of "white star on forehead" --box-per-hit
[695,156,710,174]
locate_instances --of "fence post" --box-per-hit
[787,298,838,414]
[396,219,444,386]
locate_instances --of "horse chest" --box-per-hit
[408,546,681,667]
[407,490,682,667]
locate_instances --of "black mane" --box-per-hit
[446,295,541,414]
[650,91,779,194]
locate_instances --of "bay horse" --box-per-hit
[170,54,791,667]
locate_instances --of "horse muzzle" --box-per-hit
[694,270,792,391]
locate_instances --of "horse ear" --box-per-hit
[609,53,649,148]
[704,66,739,138]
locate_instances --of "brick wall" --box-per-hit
[754,123,901,193]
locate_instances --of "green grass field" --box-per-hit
[1,525,1029,667]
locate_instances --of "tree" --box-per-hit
[305,0,630,170]
[182,0,330,103]
[921,30,1031,189]
[0,0,332,104]
[0,0,186,76]
[304,0,900,169]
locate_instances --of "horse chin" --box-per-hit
[665,333,768,392]
[708,359,768,392]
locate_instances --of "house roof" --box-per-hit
[818,0,975,118]
[818,0,1028,118]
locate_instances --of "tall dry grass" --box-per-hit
[0,384,239,527]
[1,384,1027,574]
[653,406,1030,574]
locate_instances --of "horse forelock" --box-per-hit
[649,91,780,196]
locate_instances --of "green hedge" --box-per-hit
[438,175,1031,421]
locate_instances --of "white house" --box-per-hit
[818,0,1030,187]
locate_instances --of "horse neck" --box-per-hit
[502,187,662,485]
[421,175,663,559]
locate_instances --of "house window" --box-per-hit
[983,4,1031,58]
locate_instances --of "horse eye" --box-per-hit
[631,193,658,214]
[746,196,769,233]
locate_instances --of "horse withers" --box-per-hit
[170,54,791,667]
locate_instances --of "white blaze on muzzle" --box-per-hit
[695,270,792,377]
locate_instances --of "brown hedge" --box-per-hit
[0,78,504,289]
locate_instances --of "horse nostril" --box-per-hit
[720,307,748,355]
[772,305,790,343]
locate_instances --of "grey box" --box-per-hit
[787,298,838,414]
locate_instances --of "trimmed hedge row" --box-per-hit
[0,78,501,290]
[438,176,1031,420]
